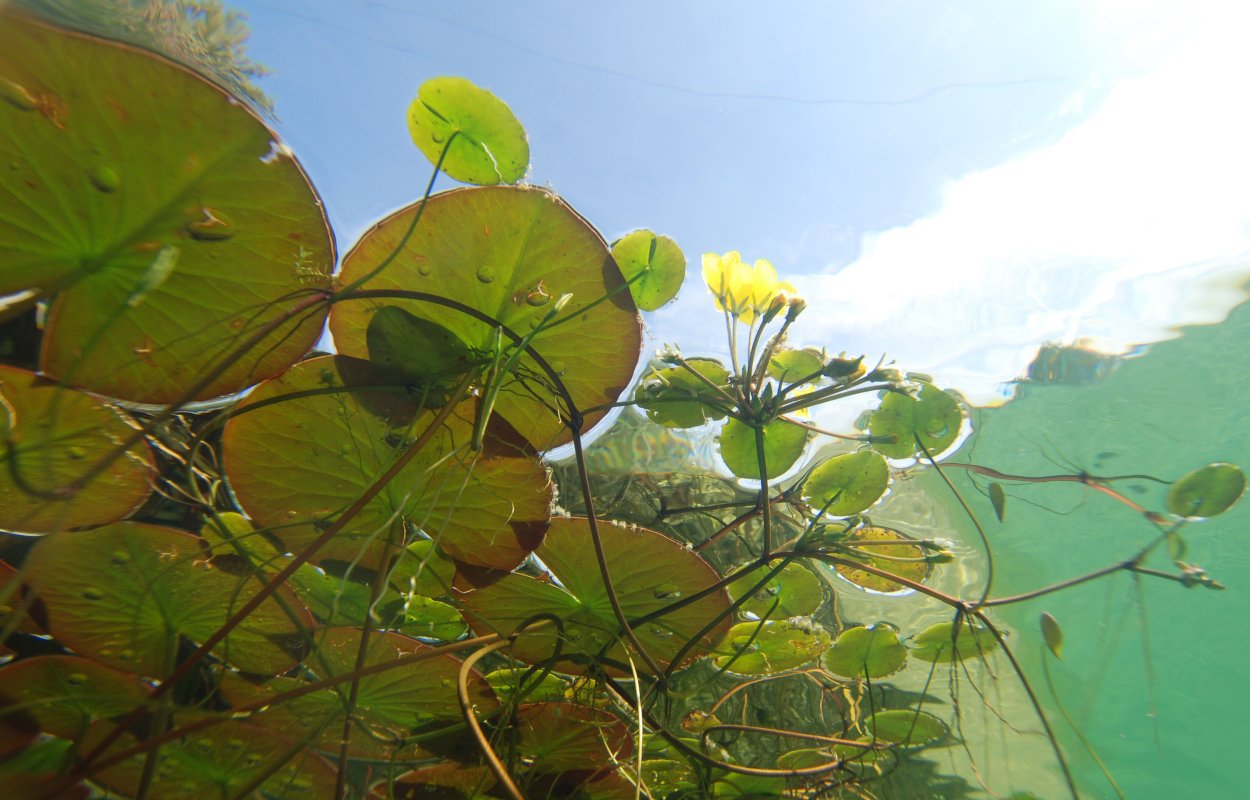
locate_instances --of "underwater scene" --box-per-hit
[0,1,1246,798]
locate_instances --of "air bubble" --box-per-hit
[652,583,682,600]
[417,263,432,277]
[475,267,495,284]
[81,587,104,600]
[110,550,132,565]
[88,165,120,193]
[65,673,88,686]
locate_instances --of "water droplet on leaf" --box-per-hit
[110,550,131,565]
[65,672,88,685]
[87,164,120,193]
[653,583,682,600]
[476,266,495,284]
[0,78,37,111]
[185,207,234,241]
[81,587,104,600]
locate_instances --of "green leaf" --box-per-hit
[459,517,733,676]
[867,709,948,745]
[0,364,153,533]
[23,521,311,676]
[397,595,468,641]
[221,355,552,573]
[803,450,890,516]
[87,719,338,799]
[869,384,962,460]
[0,655,151,739]
[611,229,686,311]
[833,526,931,594]
[0,13,334,403]
[989,482,1006,522]
[775,748,836,770]
[726,561,824,619]
[1166,463,1246,518]
[515,702,631,775]
[713,618,832,675]
[331,186,641,449]
[389,763,497,799]
[1040,612,1064,660]
[365,306,480,398]
[484,668,569,703]
[635,358,731,429]
[719,417,809,480]
[219,628,497,761]
[910,619,999,663]
[823,624,908,679]
[767,348,825,384]
[407,76,529,185]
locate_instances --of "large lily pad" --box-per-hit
[0,364,152,533]
[87,719,337,800]
[330,185,641,449]
[22,521,312,676]
[219,627,497,761]
[221,355,552,573]
[0,12,334,403]
[458,517,732,675]
[0,655,151,739]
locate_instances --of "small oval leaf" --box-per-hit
[989,482,1006,522]
[1166,463,1246,518]
[910,619,999,664]
[1039,612,1064,660]
[611,229,686,311]
[869,384,962,460]
[823,624,908,679]
[803,450,890,516]
[719,417,809,480]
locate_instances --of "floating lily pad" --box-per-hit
[220,627,496,761]
[767,348,825,384]
[221,355,552,573]
[713,618,832,675]
[515,702,631,776]
[87,718,337,800]
[0,364,152,533]
[407,76,528,185]
[726,561,823,619]
[0,12,333,403]
[803,450,890,516]
[869,385,962,460]
[634,358,731,429]
[23,521,311,676]
[610,230,686,311]
[1166,463,1246,518]
[719,417,809,480]
[0,655,151,739]
[331,186,640,449]
[834,527,930,594]
[910,619,999,663]
[823,624,908,679]
[867,709,948,745]
[458,517,732,675]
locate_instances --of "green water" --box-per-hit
[938,292,1250,798]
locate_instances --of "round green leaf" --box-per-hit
[0,656,151,740]
[803,450,890,516]
[331,186,641,449]
[833,527,931,594]
[219,628,497,761]
[0,364,153,533]
[221,355,552,573]
[719,417,809,480]
[458,517,733,676]
[407,76,528,185]
[87,719,337,800]
[0,12,334,403]
[610,229,686,311]
[713,618,832,675]
[515,702,631,776]
[823,624,908,679]
[726,561,824,619]
[1166,462,1246,518]
[869,385,962,460]
[767,348,825,384]
[634,358,731,429]
[23,521,312,676]
[910,619,999,663]
[867,709,948,745]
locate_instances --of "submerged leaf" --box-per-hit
[1166,463,1246,518]
[1040,612,1064,660]
[867,709,948,745]
[989,482,1006,522]
[407,76,529,185]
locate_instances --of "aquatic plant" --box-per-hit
[0,11,1243,799]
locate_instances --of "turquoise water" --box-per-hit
[937,291,1250,798]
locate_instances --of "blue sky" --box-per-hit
[236,1,1250,411]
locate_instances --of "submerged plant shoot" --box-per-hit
[0,8,1244,800]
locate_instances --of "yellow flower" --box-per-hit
[702,251,798,325]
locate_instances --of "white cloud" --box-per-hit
[790,1,1250,406]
